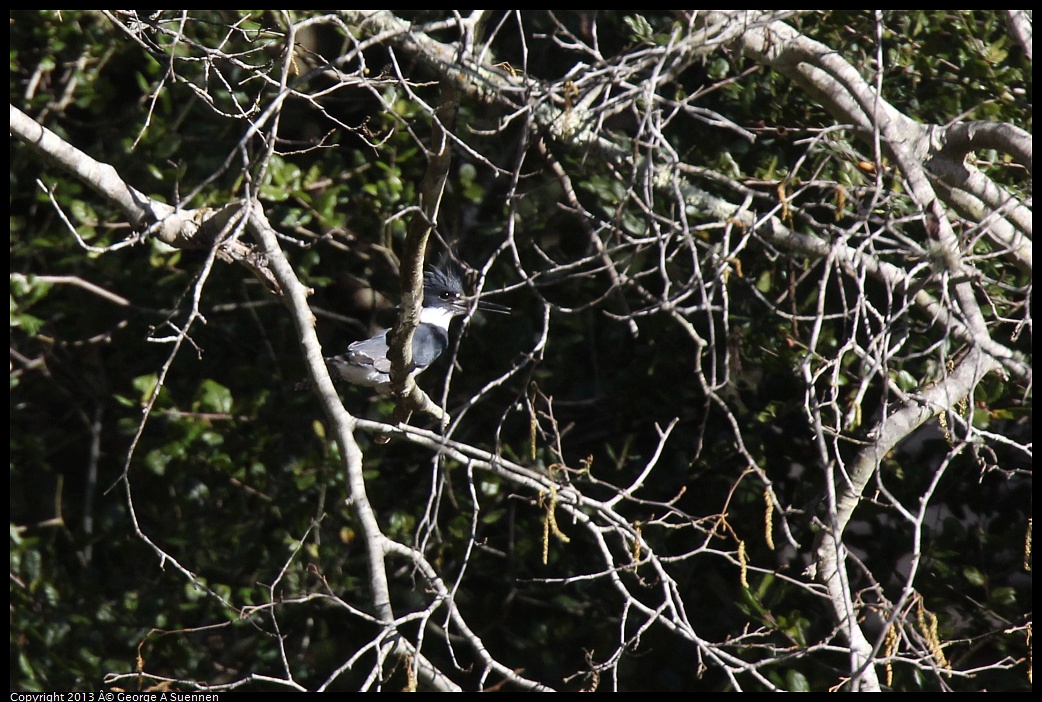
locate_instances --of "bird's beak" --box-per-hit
[472,298,511,315]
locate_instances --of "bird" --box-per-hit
[324,262,510,394]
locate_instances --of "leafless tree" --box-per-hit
[11,10,1031,691]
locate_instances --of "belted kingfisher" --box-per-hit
[325,263,510,393]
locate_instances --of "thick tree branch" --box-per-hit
[386,80,463,425]
[247,204,458,692]
[10,103,280,293]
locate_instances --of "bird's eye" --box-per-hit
[440,291,452,300]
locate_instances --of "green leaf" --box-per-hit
[623,14,655,45]
[195,379,233,414]
[962,565,986,588]
[756,269,773,293]
[892,369,918,392]
[786,669,810,692]
[132,373,160,404]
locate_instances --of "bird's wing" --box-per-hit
[340,325,448,375]
[347,330,392,373]
[411,324,449,369]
